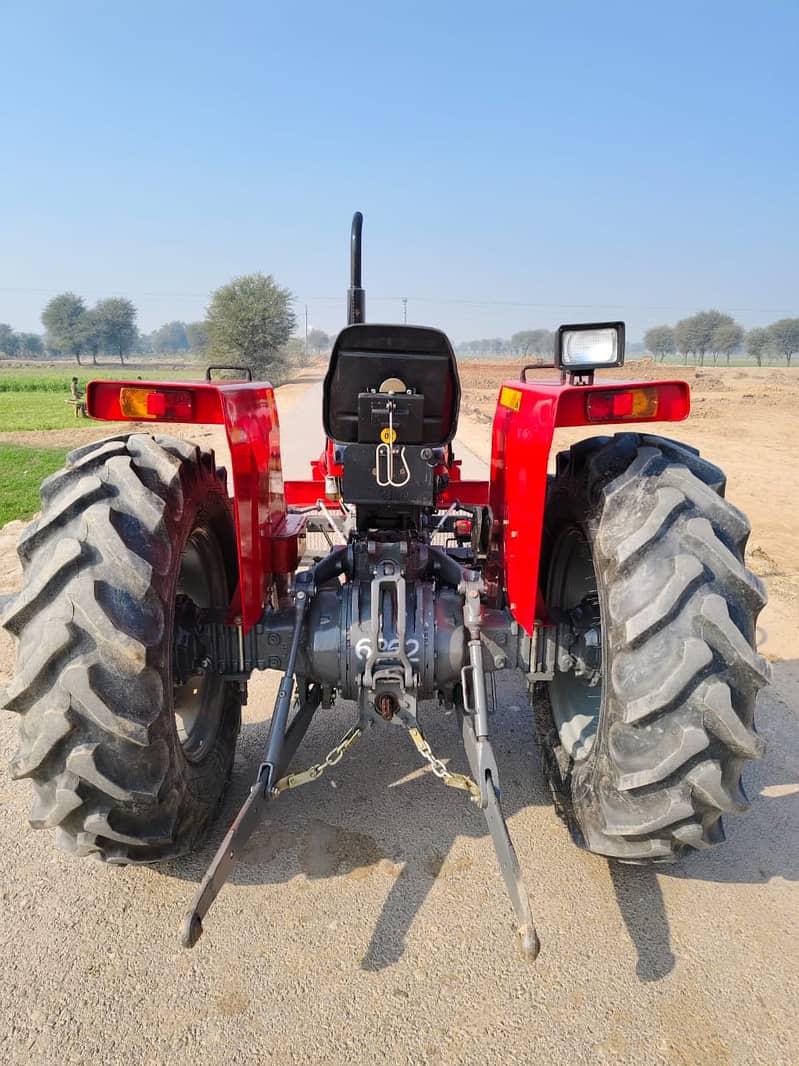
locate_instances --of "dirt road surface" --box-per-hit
[1,371,797,1065]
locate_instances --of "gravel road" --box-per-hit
[0,379,797,1066]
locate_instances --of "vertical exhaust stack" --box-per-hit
[347,211,365,325]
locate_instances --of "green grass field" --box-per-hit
[0,363,205,431]
[0,392,108,431]
[0,443,69,524]
[0,363,202,390]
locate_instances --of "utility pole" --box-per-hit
[304,304,308,364]
[402,297,407,324]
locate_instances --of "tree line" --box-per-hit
[644,310,799,367]
[458,313,799,368]
[457,329,555,358]
[0,296,214,366]
[0,273,322,381]
[8,284,795,374]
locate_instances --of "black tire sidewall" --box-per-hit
[159,466,241,828]
[537,458,609,838]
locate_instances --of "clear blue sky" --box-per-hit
[1,0,797,343]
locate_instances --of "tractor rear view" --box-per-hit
[1,213,770,959]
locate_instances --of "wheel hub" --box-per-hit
[547,531,603,760]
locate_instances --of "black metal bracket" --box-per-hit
[522,624,556,682]
[204,365,254,381]
[520,362,555,379]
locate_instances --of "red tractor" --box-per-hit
[1,214,769,959]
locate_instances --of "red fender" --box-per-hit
[485,378,690,634]
[86,379,303,632]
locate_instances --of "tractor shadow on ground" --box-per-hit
[160,664,798,979]
[162,671,558,971]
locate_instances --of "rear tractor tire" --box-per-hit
[535,433,770,861]
[1,433,241,863]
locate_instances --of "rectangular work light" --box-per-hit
[555,322,625,371]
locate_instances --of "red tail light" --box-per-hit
[119,387,195,421]
[586,387,659,421]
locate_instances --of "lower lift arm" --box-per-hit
[181,554,343,948]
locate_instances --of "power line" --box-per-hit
[295,294,799,315]
[1,285,795,317]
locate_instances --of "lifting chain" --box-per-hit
[408,726,482,805]
[270,721,480,806]
[270,725,362,797]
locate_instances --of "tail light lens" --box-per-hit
[119,387,195,421]
[586,387,658,421]
[454,518,472,538]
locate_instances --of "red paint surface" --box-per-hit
[86,375,689,637]
[87,379,298,632]
[486,378,690,634]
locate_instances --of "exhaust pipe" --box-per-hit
[347,211,365,325]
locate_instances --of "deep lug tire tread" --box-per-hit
[1,433,241,863]
[535,432,770,861]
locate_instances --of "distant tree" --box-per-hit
[703,313,738,365]
[768,318,799,367]
[94,298,137,364]
[282,337,306,366]
[674,310,735,366]
[307,328,330,355]
[0,323,13,355]
[42,333,61,357]
[644,325,676,362]
[745,327,771,367]
[185,321,209,355]
[152,320,189,354]
[83,309,104,364]
[3,331,21,358]
[134,331,154,355]
[511,329,554,359]
[206,273,296,381]
[41,292,88,365]
[674,318,698,364]
[712,321,744,365]
[18,333,44,358]
[698,310,734,366]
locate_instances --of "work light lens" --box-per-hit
[560,328,619,367]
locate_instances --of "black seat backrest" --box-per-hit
[323,324,461,445]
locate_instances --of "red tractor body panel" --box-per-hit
[87,379,303,631]
[486,377,690,633]
[86,374,689,637]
